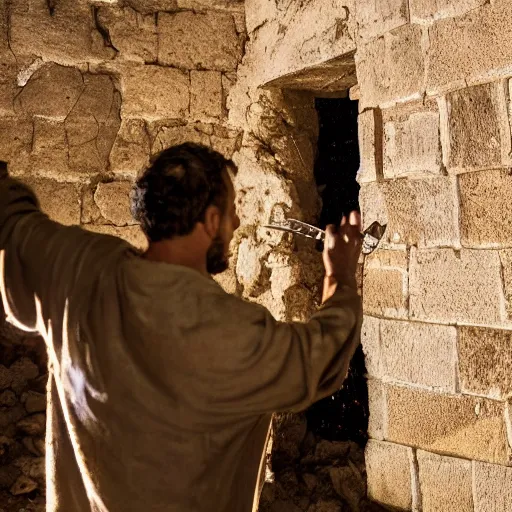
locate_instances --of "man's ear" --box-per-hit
[203,204,221,239]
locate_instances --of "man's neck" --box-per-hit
[143,239,208,276]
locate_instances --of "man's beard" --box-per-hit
[206,235,229,275]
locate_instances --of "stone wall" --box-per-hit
[356,0,512,510]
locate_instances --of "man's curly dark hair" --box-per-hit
[131,143,236,243]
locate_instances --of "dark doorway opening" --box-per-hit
[305,97,369,446]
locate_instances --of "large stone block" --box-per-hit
[158,11,242,71]
[358,181,388,233]
[356,0,409,42]
[356,24,425,109]
[365,440,415,510]
[410,0,487,22]
[383,177,458,248]
[121,66,189,119]
[124,0,178,14]
[409,248,502,324]
[380,320,457,391]
[190,71,223,120]
[459,169,512,247]
[361,316,381,378]
[149,122,210,156]
[110,120,150,177]
[84,225,147,251]
[367,378,386,440]
[444,83,508,172]
[385,385,510,464]
[0,118,33,164]
[65,74,121,175]
[383,111,442,179]
[10,0,114,65]
[417,451,473,512]
[94,182,135,227]
[177,0,245,12]
[22,178,80,225]
[244,0,277,33]
[363,249,408,319]
[0,54,20,115]
[14,63,84,119]
[357,109,381,184]
[458,326,512,399]
[97,6,157,63]
[501,250,512,320]
[427,0,512,94]
[473,461,512,512]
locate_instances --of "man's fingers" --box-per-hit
[340,215,347,227]
[349,211,361,229]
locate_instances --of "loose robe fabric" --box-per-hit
[0,178,362,512]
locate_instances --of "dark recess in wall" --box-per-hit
[306,97,369,446]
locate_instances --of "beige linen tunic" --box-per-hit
[0,178,362,512]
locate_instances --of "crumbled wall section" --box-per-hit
[0,0,245,508]
[357,0,512,510]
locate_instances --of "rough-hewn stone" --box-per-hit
[85,225,147,251]
[0,55,19,115]
[21,178,80,226]
[383,177,458,248]
[244,0,277,33]
[380,320,457,391]
[356,24,425,109]
[0,118,33,164]
[355,0,409,42]
[367,379,386,441]
[94,182,135,227]
[149,122,210,156]
[158,11,242,71]
[417,451,473,512]
[357,109,380,183]
[361,316,381,378]
[501,249,512,320]
[458,326,512,398]
[358,181,388,233]
[445,83,507,172]
[110,119,150,177]
[365,440,414,510]
[385,385,510,464]
[122,66,189,119]
[383,112,442,179]
[97,6,158,63]
[409,248,502,325]
[363,249,408,319]
[14,63,84,119]
[177,0,245,12]
[473,461,512,512]
[459,169,512,247]
[124,0,178,14]
[427,0,512,94]
[10,0,114,65]
[410,0,487,22]
[190,71,223,120]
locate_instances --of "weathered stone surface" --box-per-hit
[427,0,512,94]
[17,414,45,436]
[14,63,84,119]
[110,119,150,177]
[122,66,189,119]
[24,391,46,414]
[361,316,381,378]
[236,237,267,295]
[380,320,457,391]
[357,109,380,184]
[445,83,506,172]
[383,112,442,179]
[10,0,114,65]
[10,475,38,495]
[501,250,512,320]
[459,169,512,247]
[124,0,178,13]
[365,440,414,510]
[21,178,80,226]
[158,11,242,71]
[385,385,510,464]
[177,0,245,12]
[417,451,473,512]
[410,0,487,22]
[94,182,135,227]
[356,0,409,42]
[149,122,210,156]
[10,358,39,381]
[367,378,386,441]
[356,24,425,109]
[0,54,20,115]
[409,248,502,325]
[0,365,13,390]
[474,461,512,512]
[363,249,408,319]
[190,71,223,120]
[383,177,458,248]
[97,6,158,63]
[245,0,277,33]
[458,326,512,398]
[85,225,147,251]
[0,118,33,164]
[329,466,365,510]
[358,181,388,233]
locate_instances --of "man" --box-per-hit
[0,143,362,512]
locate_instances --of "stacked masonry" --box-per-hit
[357,0,512,510]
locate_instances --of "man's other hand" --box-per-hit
[322,211,362,290]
